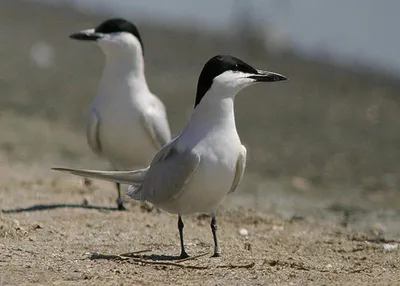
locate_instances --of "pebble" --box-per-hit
[382,243,398,252]
[239,228,249,237]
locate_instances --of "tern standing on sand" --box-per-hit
[69,19,171,210]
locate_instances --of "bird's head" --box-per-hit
[195,55,287,107]
[69,18,144,58]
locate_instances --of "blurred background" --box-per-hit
[1,0,400,235]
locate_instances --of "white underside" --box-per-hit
[149,120,242,214]
[90,96,157,170]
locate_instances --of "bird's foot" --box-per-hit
[211,252,221,258]
[179,251,189,259]
[116,199,126,211]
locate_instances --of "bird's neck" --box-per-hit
[99,53,149,96]
[186,95,237,136]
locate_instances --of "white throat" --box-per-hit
[99,51,149,98]
[184,87,238,140]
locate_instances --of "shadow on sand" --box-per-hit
[1,203,121,214]
[91,252,183,261]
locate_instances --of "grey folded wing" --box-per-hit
[86,109,102,156]
[228,145,247,194]
[137,145,201,205]
[140,107,171,150]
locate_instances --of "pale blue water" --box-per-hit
[33,0,400,76]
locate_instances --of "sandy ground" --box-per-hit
[1,1,400,285]
[1,168,400,285]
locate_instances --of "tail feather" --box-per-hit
[52,167,148,186]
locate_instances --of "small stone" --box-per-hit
[272,225,284,231]
[239,228,249,237]
[13,220,20,229]
[33,223,41,230]
[140,202,154,212]
[383,243,398,252]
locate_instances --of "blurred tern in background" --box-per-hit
[53,55,287,257]
[69,18,171,210]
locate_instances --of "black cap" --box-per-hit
[195,55,259,107]
[70,18,144,55]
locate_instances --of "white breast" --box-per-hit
[90,89,157,170]
[159,128,242,215]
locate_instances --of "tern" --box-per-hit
[53,55,287,257]
[69,18,171,210]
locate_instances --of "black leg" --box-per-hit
[178,215,189,258]
[211,216,221,257]
[116,183,126,210]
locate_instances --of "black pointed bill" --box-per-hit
[69,29,102,41]
[248,70,287,82]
